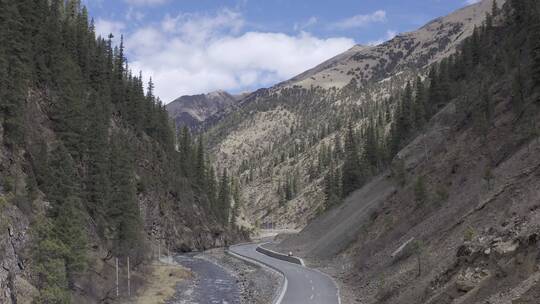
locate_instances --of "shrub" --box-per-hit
[414,176,428,204]
[464,227,475,242]
[435,185,449,204]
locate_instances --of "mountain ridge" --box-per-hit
[204,0,504,230]
[166,90,246,130]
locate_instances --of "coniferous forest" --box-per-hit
[1,0,540,303]
[0,0,241,302]
[323,0,540,208]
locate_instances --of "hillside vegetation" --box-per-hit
[0,1,244,303]
[277,0,540,303]
[206,0,505,229]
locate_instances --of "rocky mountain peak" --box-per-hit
[166,90,240,130]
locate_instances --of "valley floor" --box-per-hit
[154,249,279,304]
[122,261,191,304]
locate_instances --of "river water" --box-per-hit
[166,254,241,304]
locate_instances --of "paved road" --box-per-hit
[230,243,340,304]
[168,254,240,304]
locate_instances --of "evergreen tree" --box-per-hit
[50,56,87,159]
[108,131,141,257]
[427,66,440,116]
[231,177,242,226]
[511,67,525,116]
[414,176,427,204]
[217,168,231,224]
[0,0,30,148]
[324,161,340,208]
[342,122,364,196]
[31,215,71,304]
[400,82,414,136]
[207,164,217,208]
[46,145,87,284]
[363,119,379,171]
[413,76,427,128]
[85,93,111,233]
[195,135,206,189]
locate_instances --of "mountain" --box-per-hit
[166,90,242,130]
[280,0,492,90]
[274,0,540,303]
[0,1,245,303]
[205,0,505,230]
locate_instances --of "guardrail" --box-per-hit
[256,245,304,266]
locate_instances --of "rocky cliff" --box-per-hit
[166,90,243,131]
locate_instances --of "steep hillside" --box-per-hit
[206,0,503,229]
[282,0,497,89]
[166,90,242,131]
[0,1,244,303]
[276,1,540,303]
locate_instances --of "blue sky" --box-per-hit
[82,0,480,102]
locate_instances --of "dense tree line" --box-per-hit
[0,1,237,302]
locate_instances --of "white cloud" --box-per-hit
[125,9,355,102]
[465,0,481,5]
[123,0,168,6]
[94,19,126,39]
[331,10,386,30]
[126,7,145,22]
[294,16,318,31]
[367,30,397,46]
[161,9,244,43]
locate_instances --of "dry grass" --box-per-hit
[124,262,191,304]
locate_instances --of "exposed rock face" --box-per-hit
[166,90,241,130]
[205,0,503,230]
[0,203,38,304]
[455,267,490,292]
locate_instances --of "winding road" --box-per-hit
[229,243,340,304]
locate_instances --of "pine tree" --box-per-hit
[195,135,206,189]
[231,177,242,226]
[400,82,414,135]
[31,215,71,304]
[108,131,141,257]
[363,119,379,171]
[427,66,440,117]
[1,0,30,148]
[414,176,427,204]
[50,56,87,159]
[512,67,525,116]
[207,164,217,207]
[46,145,87,283]
[217,168,231,224]
[482,90,493,125]
[85,93,111,233]
[324,161,341,208]
[342,122,363,196]
[413,77,427,128]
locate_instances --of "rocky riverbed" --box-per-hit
[167,248,280,304]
